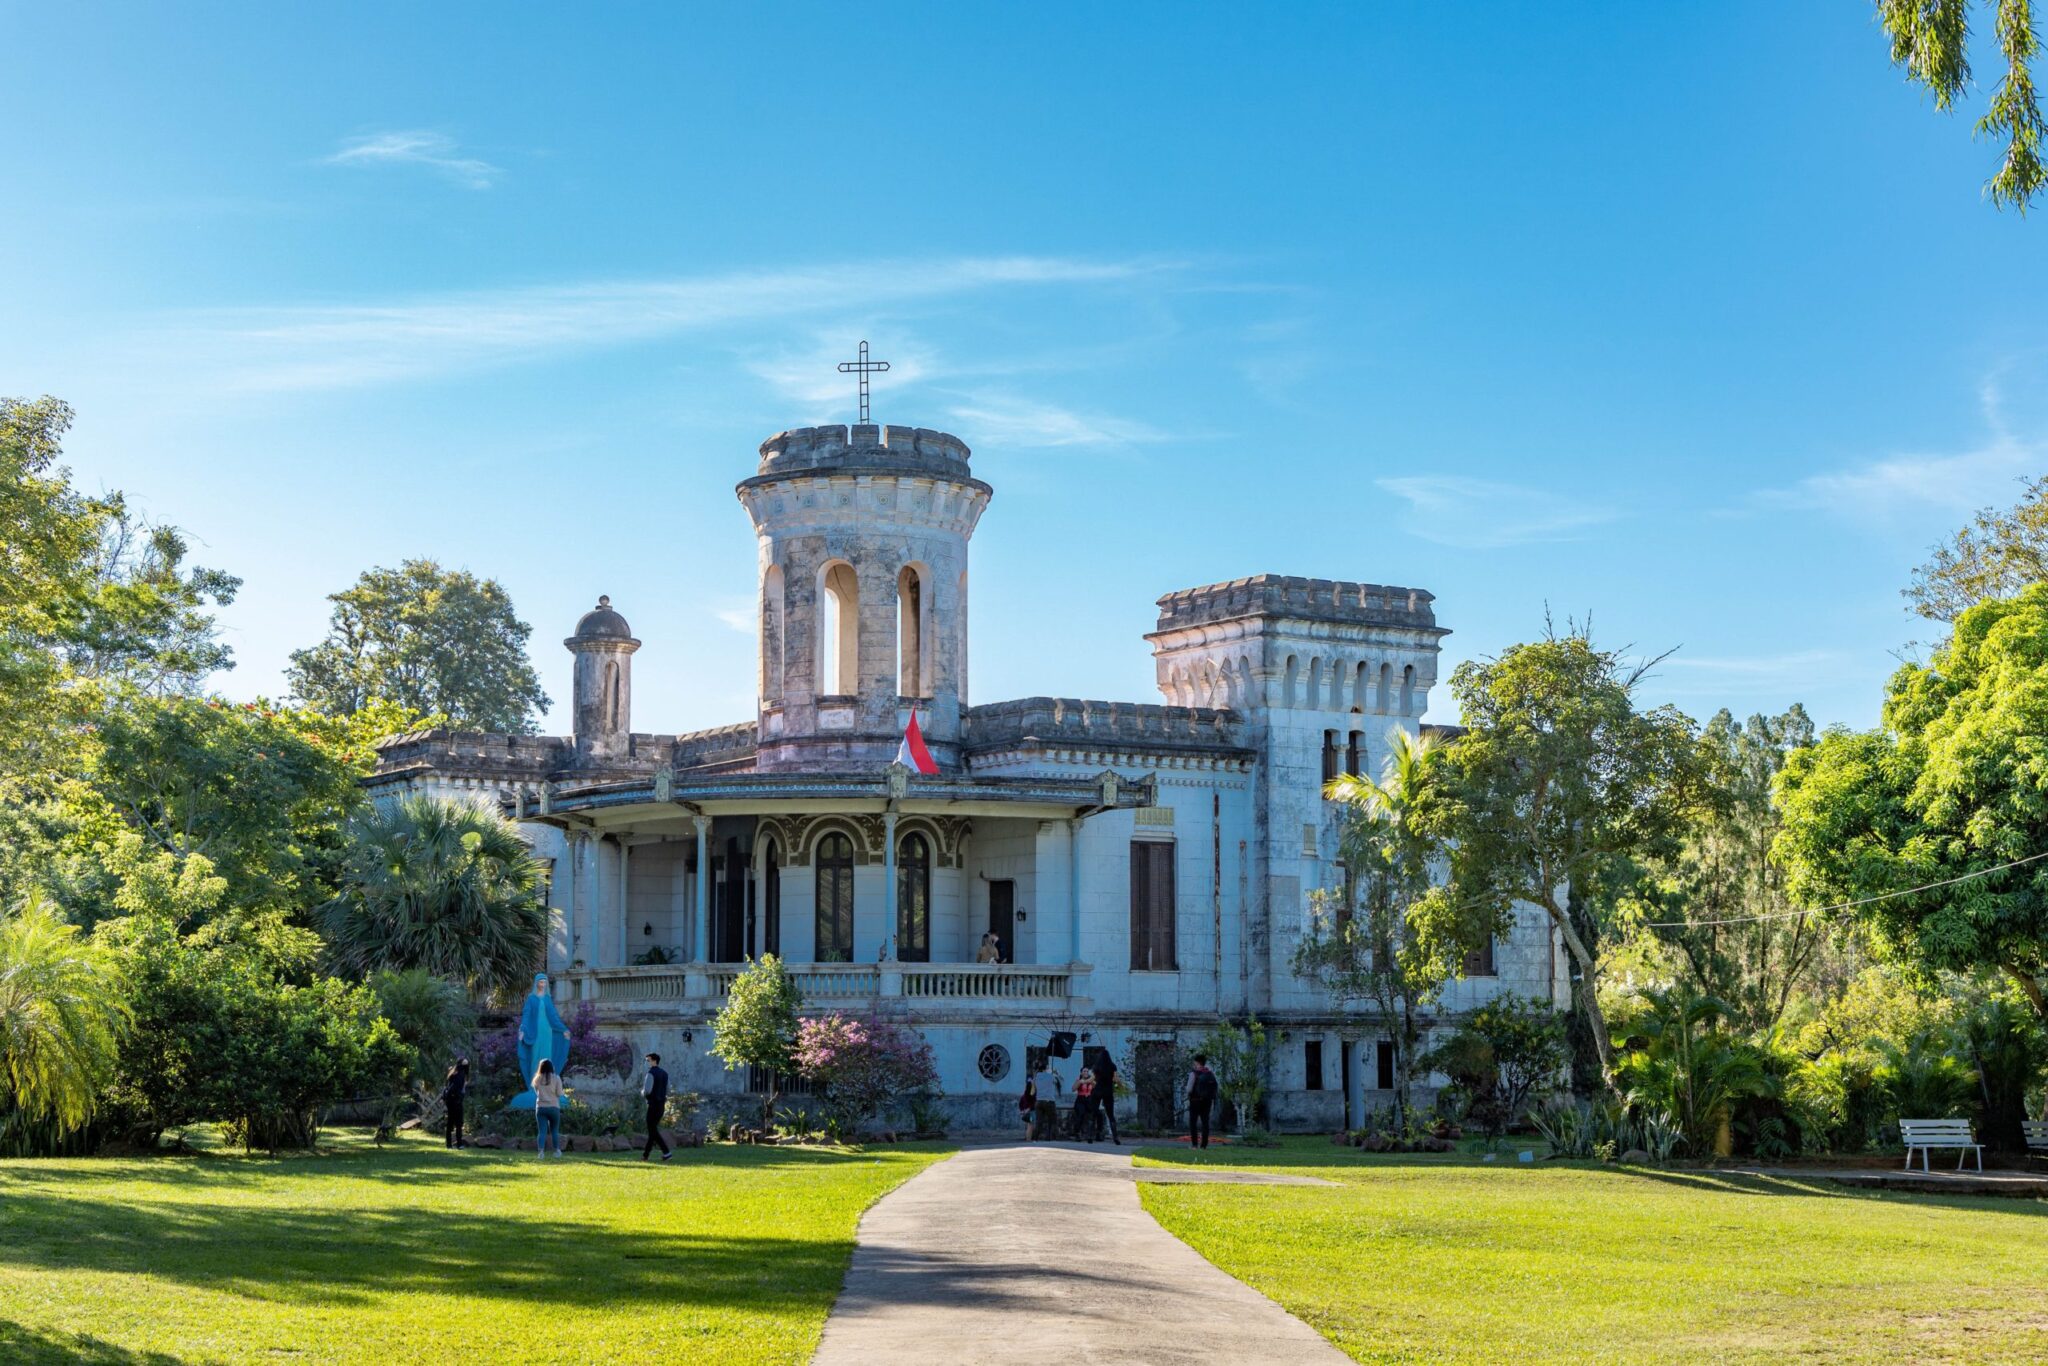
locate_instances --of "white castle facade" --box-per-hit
[371,418,1567,1130]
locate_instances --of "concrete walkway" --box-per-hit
[812,1144,1349,1366]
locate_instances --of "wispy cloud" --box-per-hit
[324,130,501,189]
[154,256,1169,393]
[1376,476,1621,549]
[1653,649,1849,700]
[1748,359,2048,519]
[711,602,755,635]
[942,394,1168,448]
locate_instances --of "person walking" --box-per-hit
[1186,1053,1218,1150]
[440,1058,470,1149]
[1032,1057,1063,1141]
[532,1058,565,1158]
[641,1051,672,1161]
[1087,1047,1122,1146]
[1018,1075,1038,1139]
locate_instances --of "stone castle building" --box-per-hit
[371,418,1567,1130]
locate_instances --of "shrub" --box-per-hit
[95,913,407,1150]
[1422,992,1565,1140]
[792,1012,937,1135]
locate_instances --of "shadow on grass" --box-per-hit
[0,1140,935,1313]
[0,1321,186,1366]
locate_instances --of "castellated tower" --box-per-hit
[735,423,991,772]
[565,595,639,758]
[1147,575,1448,1004]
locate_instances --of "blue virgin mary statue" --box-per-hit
[511,972,571,1110]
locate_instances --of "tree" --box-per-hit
[321,794,549,1001]
[1633,705,1845,1034]
[371,967,477,1094]
[1428,628,1707,1087]
[64,511,240,694]
[1776,583,2048,1024]
[1906,475,2048,624]
[1294,728,1461,1124]
[0,892,131,1149]
[1878,0,2045,211]
[287,560,549,733]
[1612,987,1770,1157]
[710,954,803,1129]
[87,692,367,920]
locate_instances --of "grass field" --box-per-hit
[0,1130,949,1366]
[1136,1139,2048,1365]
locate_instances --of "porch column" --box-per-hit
[560,833,582,968]
[692,815,711,962]
[882,810,899,961]
[616,839,631,967]
[1067,817,1084,964]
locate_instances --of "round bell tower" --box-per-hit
[736,423,991,772]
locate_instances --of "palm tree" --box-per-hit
[0,892,131,1145]
[322,795,548,1000]
[1616,987,1769,1156]
[1302,727,1442,1123]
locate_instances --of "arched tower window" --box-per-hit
[1401,664,1416,714]
[897,565,929,698]
[1282,655,1300,708]
[897,833,930,963]
[815,832,855,962]
[818,561,859,696]
[1306,657,1323,710]
[602,660,621,731]
[1377,662,1392,712]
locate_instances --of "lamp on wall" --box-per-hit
[682,1029,694,1044]
[1016,908,1028,922]
[644,923,653,936]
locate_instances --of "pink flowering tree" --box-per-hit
[792,1012,939,1135]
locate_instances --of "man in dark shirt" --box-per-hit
[441,1058,469,1148]
[1085,1046,1122,1146]
[641,1052,672,1161]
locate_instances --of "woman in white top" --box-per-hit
[532,1059,566,1157]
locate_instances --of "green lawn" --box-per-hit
[1136,1139,2048,1365]
[0,1130,949,1366]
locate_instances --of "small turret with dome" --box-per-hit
[564,595,639,756]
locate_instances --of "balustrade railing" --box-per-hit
[570,961,1072,1006]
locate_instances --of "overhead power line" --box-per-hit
[1641,849,2048,929]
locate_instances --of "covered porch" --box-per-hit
[523,766,1152,1009]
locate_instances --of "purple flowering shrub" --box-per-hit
[567,1000,633,1080]
[793,1012,939,1134]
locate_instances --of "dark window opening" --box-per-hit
[1321,729,1341,783]
[1375,1039,1396,1090]
[1345,731,1362,777]
[1462,937,1497,978]
[1304,1039,1324,1090]
[897,832,931,962]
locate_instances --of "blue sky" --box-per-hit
[5,4,2044,733]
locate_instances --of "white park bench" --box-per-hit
[1900,1118,1983,1172]
[2023,1120,2048,1164]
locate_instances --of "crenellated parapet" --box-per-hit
[750,423,976,481]
[964,696,1246,753]
[1154,574,1439,633]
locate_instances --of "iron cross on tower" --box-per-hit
[837,340,890,423]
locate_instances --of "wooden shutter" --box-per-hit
[1130,840,1178,971]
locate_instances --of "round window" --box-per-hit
[977,1043,1011,1083]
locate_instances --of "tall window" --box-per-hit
[1321,730,1341,783]
[896,833,930,962]
[897,565,928,697]
[818,561,859,695]
[1304,1039,1325,1090]
[1345,730,1362,777]
[1129,840,1177,971]
[762,838,781,958]
[815,832,854,962]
